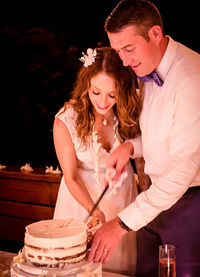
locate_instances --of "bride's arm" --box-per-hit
[53,117,105,222]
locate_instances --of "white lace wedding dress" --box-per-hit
[53,105,138,276]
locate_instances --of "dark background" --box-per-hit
[0,1,199,168]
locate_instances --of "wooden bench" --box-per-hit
[0,165,61,243]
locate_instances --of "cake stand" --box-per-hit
[11,259,102,277]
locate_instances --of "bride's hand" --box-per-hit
[87,208,105,229]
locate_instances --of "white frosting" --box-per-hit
[24,219,87,266]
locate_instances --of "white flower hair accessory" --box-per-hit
[79,48,97,67]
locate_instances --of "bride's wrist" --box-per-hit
[87,205,101,216]
[91,207,102,217]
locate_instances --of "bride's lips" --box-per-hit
[96,104,109,110]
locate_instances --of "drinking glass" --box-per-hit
[159,244,176,277]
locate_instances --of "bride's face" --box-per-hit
[88,72,116,116]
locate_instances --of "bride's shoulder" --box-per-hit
[56,104,77,120]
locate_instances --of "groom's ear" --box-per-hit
[148,25,163,44]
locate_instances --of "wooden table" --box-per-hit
[0,251,130,277]
[0,251,14,276]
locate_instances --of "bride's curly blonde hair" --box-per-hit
[63,46,141,145]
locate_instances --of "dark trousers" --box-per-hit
[136,187,200,277]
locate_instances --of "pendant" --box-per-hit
[103,119,107,126]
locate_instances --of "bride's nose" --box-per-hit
[99,95,108,107]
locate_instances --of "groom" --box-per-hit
[88,0,200,276]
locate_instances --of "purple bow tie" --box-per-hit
[137,70,164,87]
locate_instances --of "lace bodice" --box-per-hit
[56,105,121,190]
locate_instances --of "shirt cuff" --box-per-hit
[118,202,147,231]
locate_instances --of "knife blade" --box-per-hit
[84,184,109,223]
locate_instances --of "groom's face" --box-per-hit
[107,25,160,77]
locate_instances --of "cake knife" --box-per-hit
[84,184,109,223]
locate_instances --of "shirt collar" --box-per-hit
[157,36,177,82]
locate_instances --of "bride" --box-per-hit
[53,47,150,276]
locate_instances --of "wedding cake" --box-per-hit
[10,218,102,277]
[24,218,87,267]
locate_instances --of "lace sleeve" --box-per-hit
[55,105,81,150]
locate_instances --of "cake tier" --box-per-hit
[24,218,87,267]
